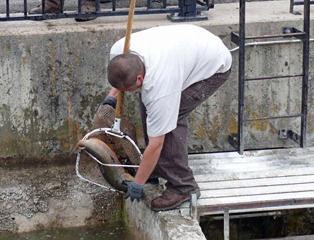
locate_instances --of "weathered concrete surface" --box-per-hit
[0,19,145,159]
[125,183,206,240]
[0,157,123,233]
[1,0,314,161]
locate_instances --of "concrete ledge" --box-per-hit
[125,184,206,240]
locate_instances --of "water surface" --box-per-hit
[0,220,136,240]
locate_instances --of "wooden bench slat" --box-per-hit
[189,152,314,164]
[194,167,314,182]
[200,182,314,198]
[197,191,314,206]
[198,175,314,190]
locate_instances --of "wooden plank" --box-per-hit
[194,167,314,182]
[191,161,314,176]
[189,152,314,164]
[189,155,314,167]
[197,191,314,206]
[189,148,314,161]
[198,175,314,190]
[196,203,314,216]
[195,204,314,216]
[192,163,313,176]
[189,151,241,160]
[200,182,314,198]
[190,155,314,173]
[196,200,314,216]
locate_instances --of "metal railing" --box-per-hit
[0,0,213,22]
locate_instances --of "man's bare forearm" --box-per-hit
[135,135,165,185]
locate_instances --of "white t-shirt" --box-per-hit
[110,24,232,137]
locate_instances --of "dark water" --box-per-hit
[0,220,136,240]
[200,208,314,240]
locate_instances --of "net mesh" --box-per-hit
[90,104,142,176]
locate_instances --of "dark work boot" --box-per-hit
[151,188,200,212]
[75,0,97,22]
[29,0,62,14]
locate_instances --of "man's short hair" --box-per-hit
[107,53,143,90]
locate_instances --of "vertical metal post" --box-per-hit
[185,0,197,18]
[190,193,198,220]
[60,0,64,13]
[95,0,100,12]
[178,0,185,17]
[6,0,10,17]
[238,0,246,155]
[300,0,310,148]
[224,208,230,240]
[290,0,294,13]
[42,0,45,14]
[24,0,27,16]
[112,0,116,11]
[78,0,82,12]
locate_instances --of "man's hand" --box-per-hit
[124,180,144,202]
[101,96,116,109]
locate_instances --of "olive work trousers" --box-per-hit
[140,68,231,194]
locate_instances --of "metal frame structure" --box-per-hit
[0,0,213,21]
[290,0,314,13]
[229,0,310,155]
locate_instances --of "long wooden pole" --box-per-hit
[114,0,136,121]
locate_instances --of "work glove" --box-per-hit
[123,180,144,202]
[101,96,116,109]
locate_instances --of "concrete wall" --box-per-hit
[125,198,206,240]
[1,6,313,162]
[125,184,207,240]
[0,21,123,160]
